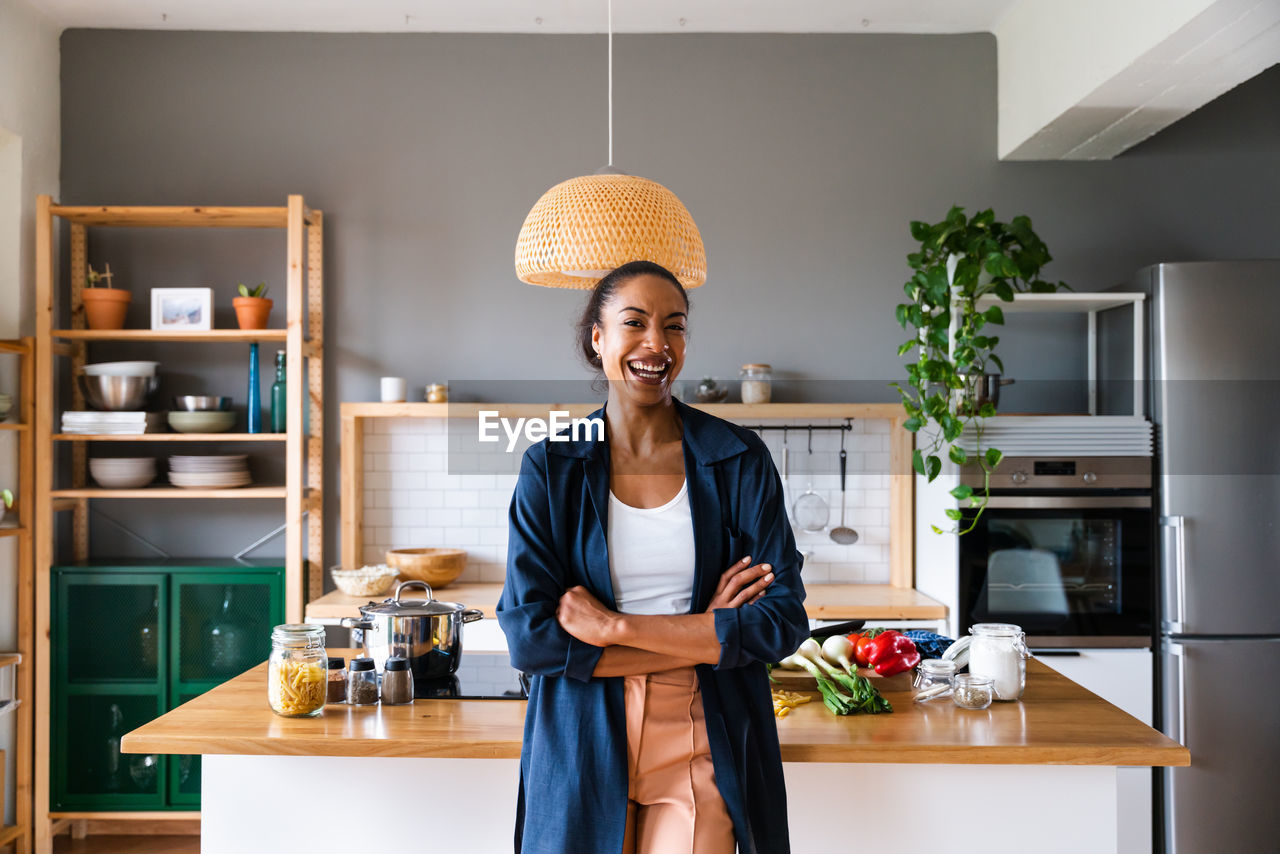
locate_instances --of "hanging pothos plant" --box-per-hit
[892,206,1068,534]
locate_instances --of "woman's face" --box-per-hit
[592,274,688,402]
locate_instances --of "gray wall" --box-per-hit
[57,31,1280,560]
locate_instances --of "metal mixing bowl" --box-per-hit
[78,374,159,411]
[171,395,232,412]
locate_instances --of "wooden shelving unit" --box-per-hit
[31,196,325,852]
[54,433,287,442]
[49,487,290,499]
[51,329,288,342]
[0,337,34,854]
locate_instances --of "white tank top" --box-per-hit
[607,480,697,615]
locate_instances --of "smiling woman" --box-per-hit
[498,260,810,853]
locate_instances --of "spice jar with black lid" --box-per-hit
[347,657,379,705]
[326,656,347,704]
[381,656,414,705]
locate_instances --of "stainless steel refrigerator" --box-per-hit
[1110,261,1280,853]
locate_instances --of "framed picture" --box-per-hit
[151,288,212,331]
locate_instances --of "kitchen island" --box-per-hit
[123,653,1186,853]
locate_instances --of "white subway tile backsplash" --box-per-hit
[430,508,463,527]
[389,471,427,490]
[361,416,895,587]
[865,452,890,471]
[827,564,866,584]
[448,490,480,508]
[387,433,427,454]
[408,490,444,508]
[461,508,491,527]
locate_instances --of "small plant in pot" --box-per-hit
[233,282,273,330]
[81,263,131,330]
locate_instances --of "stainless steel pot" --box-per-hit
[958,373,1015,410]
[340,580,483,681]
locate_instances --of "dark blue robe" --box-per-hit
[498,399,808,853]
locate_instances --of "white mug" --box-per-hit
[380,377,407,403]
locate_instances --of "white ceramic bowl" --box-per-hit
[89,457,157,489]
[83,361,160,377]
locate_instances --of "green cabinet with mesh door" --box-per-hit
[52,562,284,810]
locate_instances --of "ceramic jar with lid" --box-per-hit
[739,364,772,404]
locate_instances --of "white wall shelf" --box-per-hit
[974,291,1146,416]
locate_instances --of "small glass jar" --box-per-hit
[968,622,1030,701]
[326,656,347,704]
[952,674,996,710]
[912,659,957,703]
[425,383,448,403]
[348,657,379,705]
[380,656,414,705]
[267,624,327,717]
[739,364,772,404]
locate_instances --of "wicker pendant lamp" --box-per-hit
[514,2,706,290]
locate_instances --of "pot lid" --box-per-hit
[359,580,465,617]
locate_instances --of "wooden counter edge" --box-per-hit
[120,732,1188,767]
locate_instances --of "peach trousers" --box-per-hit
[621,667,737,854]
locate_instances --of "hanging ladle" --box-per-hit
[829,423,859,545]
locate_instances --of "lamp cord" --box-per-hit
[608,0,613,167]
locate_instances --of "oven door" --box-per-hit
[958,496,1154,645]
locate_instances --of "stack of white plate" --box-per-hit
[168,454,252,489]
[90,457,157,489]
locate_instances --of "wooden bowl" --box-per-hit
[384,548,467,588]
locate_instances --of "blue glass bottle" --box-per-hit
[247,342,261,433]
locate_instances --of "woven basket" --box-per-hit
[515,173,706,290]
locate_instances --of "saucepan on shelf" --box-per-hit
[341,580,484,681]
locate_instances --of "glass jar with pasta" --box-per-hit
[267,624,328,717]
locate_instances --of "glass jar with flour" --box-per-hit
[966,623,1030,701]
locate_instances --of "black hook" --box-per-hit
[807,426,813,453]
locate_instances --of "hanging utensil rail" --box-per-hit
[741,418,853,433]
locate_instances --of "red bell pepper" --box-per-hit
[865,631,920,677]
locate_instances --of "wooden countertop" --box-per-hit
[304,583,948,622]
[123,653,1187,767]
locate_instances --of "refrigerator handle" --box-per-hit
[1160,515,1187,632]
[1169,641,1187,747]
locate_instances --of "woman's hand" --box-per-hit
[707,556,774,610]
[557,585,621,647]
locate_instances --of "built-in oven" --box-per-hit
[956,457,1154,648]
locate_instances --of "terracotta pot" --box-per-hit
[233,297,273,330]
[81,288,132,330]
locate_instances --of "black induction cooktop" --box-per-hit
[412,652,529,700]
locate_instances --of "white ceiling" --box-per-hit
[23,0,1021,34]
